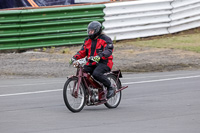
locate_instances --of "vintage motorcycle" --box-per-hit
[63,57,128,112]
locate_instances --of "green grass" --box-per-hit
[119,33,200,53]
[61,48,71,54]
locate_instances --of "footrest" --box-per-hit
[116,86,128,93]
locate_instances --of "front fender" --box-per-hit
[67,75,77,80]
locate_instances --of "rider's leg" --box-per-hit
[83,65,95,74]
[92,63,115,99]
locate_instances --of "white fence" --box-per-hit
[103,0,200,40]
[169,0,200,33]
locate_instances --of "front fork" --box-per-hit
[72,77,81,98]
[72,68,83,98]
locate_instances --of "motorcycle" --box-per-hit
[63,57,128,112]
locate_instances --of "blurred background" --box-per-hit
[0,0,132,9]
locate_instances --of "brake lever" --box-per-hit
[73,61,80,68]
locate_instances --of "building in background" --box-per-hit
[15,0,73,8]
[0,0,111,9]
[0,0,14,9]
[75,0,110,3]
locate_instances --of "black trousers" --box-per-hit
[83,63,111,88]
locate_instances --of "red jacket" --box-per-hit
[73,34,114,70]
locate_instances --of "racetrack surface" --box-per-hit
[0,70,200,133]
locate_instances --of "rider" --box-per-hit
[69,21,115,99]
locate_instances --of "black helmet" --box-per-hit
[87,21,102,40]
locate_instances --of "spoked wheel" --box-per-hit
[63,77,86,113]
[104,74,122,108]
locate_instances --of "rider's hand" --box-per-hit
[91,55,100,63]
[69,57,76,65]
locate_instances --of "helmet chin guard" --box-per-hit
[87,21,102,40]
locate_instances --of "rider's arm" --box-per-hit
[98,36,113,58]
[73,40,87,60]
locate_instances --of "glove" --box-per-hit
[69,57,76,65]
[92,55,100,63]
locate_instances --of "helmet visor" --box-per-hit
[87,29,95,35]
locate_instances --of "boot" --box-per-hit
[106,86,115,99]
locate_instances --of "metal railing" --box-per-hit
[1,0,200,50]
[0,4,105,50]
[103,0,200,41]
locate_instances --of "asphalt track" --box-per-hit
[0,70,200,133]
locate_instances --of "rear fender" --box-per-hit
[109,70,122,88]
[111,70,122,78]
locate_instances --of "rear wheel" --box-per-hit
[63,77,86,113]
[104,74,122,108]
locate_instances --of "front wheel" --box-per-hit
[104,74,122,108]
[63,77,86,113]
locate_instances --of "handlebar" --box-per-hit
[72,56,98,68]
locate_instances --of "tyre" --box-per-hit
[63,77,86,113]
[104,74,122,108]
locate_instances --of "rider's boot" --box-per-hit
[106,86,115,99]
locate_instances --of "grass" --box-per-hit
[118,32,200,53]
[62,48,71,54]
